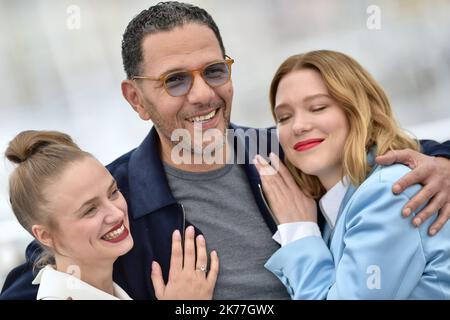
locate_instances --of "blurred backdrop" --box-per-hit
[1,0,449,289]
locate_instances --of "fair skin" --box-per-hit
[256,68,348,224]
[32,156,219,298]
[151,226,219,300]
[273,69,350,191]
[254,153,317,224]
[121,23,233,172]
[256,68,450,234]
[32,157,134,295]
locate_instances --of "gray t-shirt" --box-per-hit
[163,163,290,300]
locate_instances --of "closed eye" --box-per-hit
[84,206,97,217]
[276,115,291,123]
[110,187,120,199]
[312,105,328,111]
[311,105,328,112]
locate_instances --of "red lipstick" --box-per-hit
[101,221,129,243]
[104,221,123,235]
[293,138,324,152]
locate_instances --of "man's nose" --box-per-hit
[186,72,215,105]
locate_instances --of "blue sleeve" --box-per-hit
[265,174,427,299]
[0,241,40,300]
[420,139,450,159]
[265,236,335,299]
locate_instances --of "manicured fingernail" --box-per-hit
[256,155,264,163]
[393,184,401,194]
[152,261,157,272]
[403,208,411,217]
[187,225,195,235]
[197,234,205,242]
[413,217,422,226]
[173,229,181,239]
[211,250,217,257]
[430,229,437,236]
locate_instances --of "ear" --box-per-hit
[32,224,54,248]
[121,80,152,121]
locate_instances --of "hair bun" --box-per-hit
[5,130,79,164]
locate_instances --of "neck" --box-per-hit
[55,256,115,296]
[317,166,343,191]
[160,136,230,172]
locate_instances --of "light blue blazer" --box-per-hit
[265,156,450,299]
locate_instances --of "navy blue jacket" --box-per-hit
[0,124,278,300]
[1,124,449,300]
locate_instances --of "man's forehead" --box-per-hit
[140,23,223,74]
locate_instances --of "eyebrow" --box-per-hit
[73,179,117,215]
[303,93,331,103]
[275,93,331,110]
[158,58,225,76]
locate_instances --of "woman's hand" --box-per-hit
[254,153,317,224]
[151,226,219,300]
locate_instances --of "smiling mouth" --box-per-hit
[101,222,129,243]
[187,109,218,123]
[293,138,324,152]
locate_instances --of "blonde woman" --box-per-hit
[5,130,218,300]
[255,50,450,299]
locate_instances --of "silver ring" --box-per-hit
[197,265,207,272]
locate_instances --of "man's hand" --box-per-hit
[376,149,450,235]
[254,153,317,224]
[151,226,219,300]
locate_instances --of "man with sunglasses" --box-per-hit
[2,1,450,300]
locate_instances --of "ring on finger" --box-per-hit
[197,265,207,273]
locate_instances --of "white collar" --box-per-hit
[319,177,350,229]
[32,265,132,300]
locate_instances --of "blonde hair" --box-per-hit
[5,130,91,269]
[269,50,419,198]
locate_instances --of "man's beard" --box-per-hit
[148,99,232,165]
